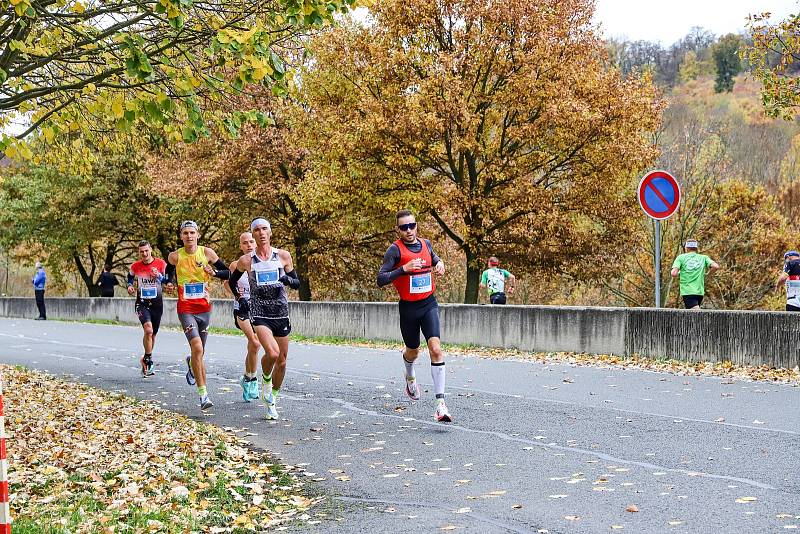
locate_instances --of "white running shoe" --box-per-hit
[200,395,213,410]
[265,400,279,420]
[405,375,421,401]
[434,400,452,423]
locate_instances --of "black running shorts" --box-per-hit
[682,295,703,309]
[489,292,507,305]
[135,299,163,335]
[233,309,251,330]
[252,317,291,337]
[398,294,440,349]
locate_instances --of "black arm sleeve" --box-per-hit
[377,244,405,287]
[165,263,176,285]
[280,269,301,290]
[228,268,245,298]
[211,258,230,280]
[126,273,134,286]
[425,240,441,266]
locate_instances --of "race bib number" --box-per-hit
[788,280,800,299]
[254,260,281,286]
[140,283,158,299]
[409,273,432,294]
[256,269,279,285]
[183,282,206,300]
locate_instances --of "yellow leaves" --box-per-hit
[111,100,124,119]
[4,364,315,531]
[70,1,85,13]
[42,126,55,143]
[4,140,33,160]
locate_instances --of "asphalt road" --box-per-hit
[0,317,798,533]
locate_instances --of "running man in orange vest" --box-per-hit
[377,210,451,423]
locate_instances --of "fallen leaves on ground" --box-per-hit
[3,364,318,533]
[299,338,799,384]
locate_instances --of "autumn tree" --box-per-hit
[611,97,793,309]
[148,93,389,301]
[0,151,209,295]
[713,33,742,93]
[0,0,357,164]
[742,12,800,119]
[303,0,663,303]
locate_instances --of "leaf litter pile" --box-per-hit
[4,364,316,533]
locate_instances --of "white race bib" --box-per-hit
[254,260,281,286]
[140,282,158,299]
[788,280,800,300]
[183,282,206,300]
[409,272,432,294]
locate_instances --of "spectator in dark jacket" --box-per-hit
[97,264,119,298]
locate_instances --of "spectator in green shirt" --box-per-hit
[479,257,515,305]
[670,239,719,309]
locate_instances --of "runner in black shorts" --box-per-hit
[227,232,261,402]
[127,240,167,377]
[229,218,301,420]
[377,210,452,423]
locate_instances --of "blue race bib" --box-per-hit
[409,273,432,293]
[140,286,158,299]
[183,282,205,299]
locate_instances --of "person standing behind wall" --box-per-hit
[670,239,719,309]
[775,250,800,311]
[479,256,516,304]
[97,264,119,297]
[32,261,46,320]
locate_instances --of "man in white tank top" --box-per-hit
[228,218,301,420]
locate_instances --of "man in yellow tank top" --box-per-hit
[165,221,230,410]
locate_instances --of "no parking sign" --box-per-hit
[638,170,681,220]
[638,170,681,308]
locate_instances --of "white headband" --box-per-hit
[250,218,271,232]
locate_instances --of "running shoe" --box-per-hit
[265,400,279,420]
[200,394,214,410]
[405,375,420,401]
[262,388,279,420]
[239,376,251,403]
[247,379,259,400]
[185,355,196,386]
[434,400,452,423]
[139,355,155,378]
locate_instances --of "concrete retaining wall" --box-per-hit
[1,297,798,368]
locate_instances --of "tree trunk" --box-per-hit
[74,253,101,297]
[293,236,312,301]
[463,248,480,304]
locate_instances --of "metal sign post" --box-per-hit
[638,170,681,308]
[655,219,661,308]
